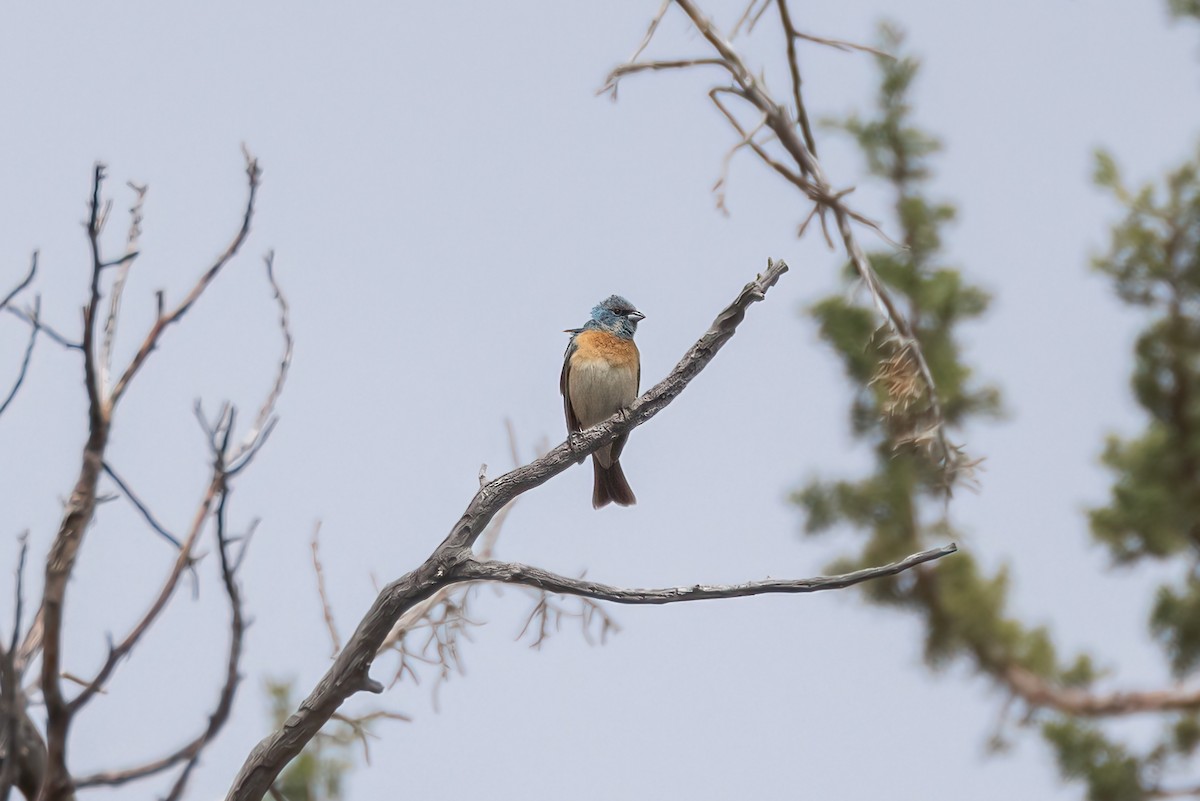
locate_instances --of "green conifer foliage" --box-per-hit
[790,24,1200,801]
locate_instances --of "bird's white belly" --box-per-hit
[569,358,638,429]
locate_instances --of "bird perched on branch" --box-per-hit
[561,295,644,508]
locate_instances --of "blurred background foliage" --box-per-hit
[795,13,1200,801]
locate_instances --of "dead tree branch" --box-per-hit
[0,254,40,420]
[225,257,958,800]
[603,0,964,480]
[34,154,266,801]
[0,297,38,420]
[465,545,957,605]
[0,254,36,316]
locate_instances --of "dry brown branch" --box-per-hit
[107,150,260,410]
[1001,663,1200,717]
[0,534,36,801]
[67,472,220,714]
[1148,784,1200,799]
[77,412,252,795]
[600,58,730,96]
[228,251,292,474]
[329,710,411,765]
[311,523,342,656]
[98,183,145,395]
[791,29,893,58]
[517,588,618,649]
[731,0,771,39]
[604,0,962,480]
[33,154,269,801]
[39,162,120,801]
[774,0,816,163]
[713,113,769,216]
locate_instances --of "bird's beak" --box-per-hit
[628,310,646,322]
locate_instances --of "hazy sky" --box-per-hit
[1,2,1198,799]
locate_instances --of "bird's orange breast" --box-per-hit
[571,329,640,369]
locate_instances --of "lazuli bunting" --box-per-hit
[561,295,644,508]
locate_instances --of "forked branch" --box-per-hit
[225,257,958,800]
[604,0,963,479]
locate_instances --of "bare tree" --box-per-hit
[0,151,289,801]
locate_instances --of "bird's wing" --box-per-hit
[561,334,582,433]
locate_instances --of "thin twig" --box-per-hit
[601,58,730,95]
[101,460,184,549]
[606,0,959,477]
[99,182,146,395]
[776,0,817,162]
[78,456,245,793]
[0,534,30,800]
[68,472,220,713]
[108,150,261,409]
[0,296,39,418]
[792,29,894,58]
[2,305,81,351]
[0,253,37,315]
[229,251,292,474]
[311,523,342,656]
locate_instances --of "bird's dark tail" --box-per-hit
[592,456,636,509]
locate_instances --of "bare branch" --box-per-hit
[108,150,261,409]
[39,164,114,797]
[619,0,673,87]
[99,182,147,395]
[68,471,218,713]
[776,0,817,161]
[791,29,894,59]
[0,533,32,801]
[38,155,266,801]
[0,253,36,315]
[0,297,39,419]
[467,545,957,606]
[228,251,292,474]
[311,523,342,656]
[77,465,245,793]
[227,258,813,800]
[730,0,771,39]
[517,588,618,649]
[607,0,962,478]
[1002,663,1200,717]
[82,162,108,427]
[713,113,769,216]
[100,461,183,549]
[2,306,81,352]
[601,58,730,96]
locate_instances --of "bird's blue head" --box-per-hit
[588,295,644,340]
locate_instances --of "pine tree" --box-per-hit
[789,22,1200,801]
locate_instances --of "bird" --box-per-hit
[561,295,645,508]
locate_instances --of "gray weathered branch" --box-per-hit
[459,545,958,604]
[225,256,957,800]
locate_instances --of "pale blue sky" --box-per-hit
[1,2,1197,799]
